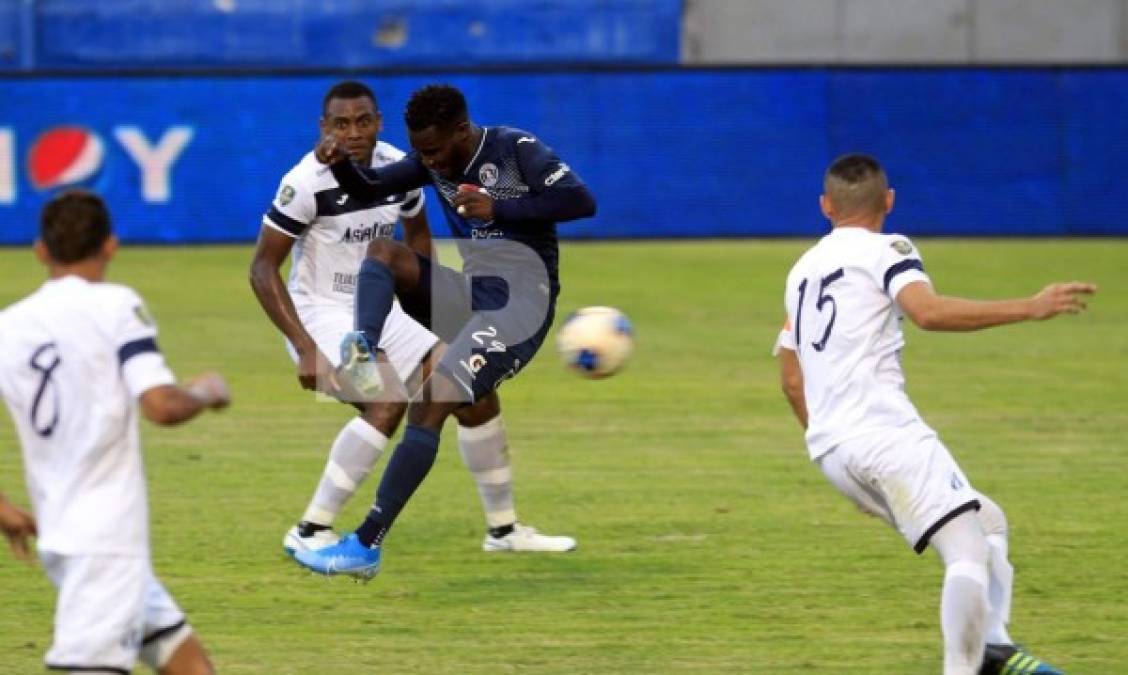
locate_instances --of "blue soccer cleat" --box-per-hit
[292,532,381,579]
[980,643,1064,675]
[338,331,383,399]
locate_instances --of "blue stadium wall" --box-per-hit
[0,68,1125,244]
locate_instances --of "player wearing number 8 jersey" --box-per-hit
[775,154,1094,675]
[0,191,229,675]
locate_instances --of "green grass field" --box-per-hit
[0,239,1124,674]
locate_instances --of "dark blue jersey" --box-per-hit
[330,126,596,296]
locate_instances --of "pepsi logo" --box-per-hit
[28,127,105,190]
[1,124,194,205]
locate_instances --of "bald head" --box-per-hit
[822,154,889,220]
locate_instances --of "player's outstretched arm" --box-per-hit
[0,494,36,562]
[139,372,230,426]
[896,280,1096,332]
[315,131,430,201]
[777,347,808,429]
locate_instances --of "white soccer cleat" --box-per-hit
[283,524,341,556]
[482,523,577,553]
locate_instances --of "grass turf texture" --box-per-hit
[0,239,1124,673]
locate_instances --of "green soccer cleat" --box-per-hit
[980,643,1064,675]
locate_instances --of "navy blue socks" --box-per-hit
[355,257,396,348]
[356,425,441,548]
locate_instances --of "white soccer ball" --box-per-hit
[555,306,634,378]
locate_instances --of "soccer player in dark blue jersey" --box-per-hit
[294,84,596,578]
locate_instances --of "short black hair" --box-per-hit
[39,190,112,264]
[823,153,889,215]
[404,84,468,132]
[826,153,885,185]
[322,80,377,116]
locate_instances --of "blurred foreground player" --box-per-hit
[0,191,229,674]
[294,84,595,578]
[776,154,1090,675]
[250,80,575,557]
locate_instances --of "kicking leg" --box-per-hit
[342,240,424,396]
[354,239,421,349]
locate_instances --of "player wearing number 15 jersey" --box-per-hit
[775,154,1092,675]
[0,191,229,675]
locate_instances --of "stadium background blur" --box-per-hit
[1,2,1126,673]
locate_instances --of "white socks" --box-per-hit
[457,416,516,529]
[301,417,388,526]
[975,493,1014,645]
[299,415,517,530]
[931,511,991,675]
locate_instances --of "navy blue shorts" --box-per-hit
[398,253,556,402]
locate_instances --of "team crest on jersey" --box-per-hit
[478,163,499,187]
[891,240,913,256]
[278,184,296,206]
[133,304,155,327]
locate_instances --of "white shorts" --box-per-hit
[40,552,191,673]
[288,301,438,384]
[816,424,980,554]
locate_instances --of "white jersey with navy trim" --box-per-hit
[776,227,934,460]
[263,142,425,310]
[0,276,175,556]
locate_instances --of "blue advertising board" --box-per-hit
[0,68,1125,244]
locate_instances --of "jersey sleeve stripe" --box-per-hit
[401,194,420,212]
[264,206,309,236]
[883,259,925,293]
[117,337,160,365]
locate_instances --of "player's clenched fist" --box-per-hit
[314,134,344,164]
[454,183,494,220]
[185,371,232,410]
[1029,281,1097,320]
[296,348,339,394]
[0,497,37,563]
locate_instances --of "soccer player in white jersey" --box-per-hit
[0,191,229,675]
[776,155,1094,675]
[249,81,574,556]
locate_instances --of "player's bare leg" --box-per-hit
[156,632,214,675]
